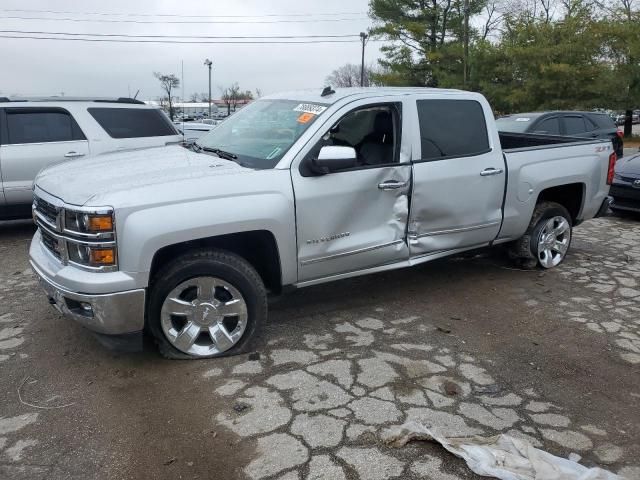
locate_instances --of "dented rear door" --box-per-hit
[408,95,505,256]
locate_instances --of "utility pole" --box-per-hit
[204,58,213,118]
[359,32,368,87]
[463,0,469,87]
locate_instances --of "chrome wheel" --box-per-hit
[160,276,248,357]
[536,216,571,268]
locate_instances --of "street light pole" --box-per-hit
[204,58,213,118]
[463,0,469,87]
[359,32,368,87]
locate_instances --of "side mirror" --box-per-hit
[310,146,357,175]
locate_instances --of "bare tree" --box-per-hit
[220,83,254,115]
[539,0,555,22]
[153,72,180,120]
[189,92,199,102]
[326,64,381,87]
[482,0,504,39]
[619,0,635,19]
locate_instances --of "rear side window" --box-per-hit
[88,108,178,138]
[564,116,589,135]
[589,113,615,129]
[532,117,561,135]
[5,108,85,144]
[416,99,490,160]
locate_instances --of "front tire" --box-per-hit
[509,202,573,269]
[148,249,267,360]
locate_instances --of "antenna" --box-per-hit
[133,89,140,100]
[181,60,185,142]
[321,86,335,97]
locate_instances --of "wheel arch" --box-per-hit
[535,183,585,225]
[149,230,283,294]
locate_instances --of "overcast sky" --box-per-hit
[0,0,381,100]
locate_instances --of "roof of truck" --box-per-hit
[263,87,467,105]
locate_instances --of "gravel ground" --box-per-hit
[0,215,639,480]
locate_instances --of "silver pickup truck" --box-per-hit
[29,87,614,359]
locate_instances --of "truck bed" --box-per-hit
[499,131,583,151]
[498,134,611,243]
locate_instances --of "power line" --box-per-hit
[0,34,373,45]
[0,15,367,24]
[0,29,361,40]
[0,8,367,18]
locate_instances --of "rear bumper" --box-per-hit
[594,196,612,218]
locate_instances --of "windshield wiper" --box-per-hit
[199,145,238,160]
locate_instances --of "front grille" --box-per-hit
[610,185,640,201]
[34,197,59,226]
[40,228,62,260]
[619,175,639,183]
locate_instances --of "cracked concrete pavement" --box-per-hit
[0,214,639,480]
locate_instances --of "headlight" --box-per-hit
[65,211,114,233]
[63,208,117,270]
[67,243,117,267]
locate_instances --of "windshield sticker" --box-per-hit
[293,103,327,115]
[515,117,531,122]
[297,112,315,124]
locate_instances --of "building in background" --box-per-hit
[145,99,252,118]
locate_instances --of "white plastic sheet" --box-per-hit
[381,422,622,480]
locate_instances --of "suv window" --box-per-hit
[589,113,615,129]
[417,99,489,160]
[88,107,178,139]
[533,117,561,135]
[5,108,86,144]
[564,116,588,135]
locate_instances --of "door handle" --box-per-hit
[480,167,504,176]
[64,151,85,158]
[378,180,408,190]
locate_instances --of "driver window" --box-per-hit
[321,105,398,167]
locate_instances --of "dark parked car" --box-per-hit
[497,111,624,158]
[610,153,640,215]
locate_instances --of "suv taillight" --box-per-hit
[607,152,617,185]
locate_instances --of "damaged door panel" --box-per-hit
[408,98,505,256]
[291,99,411,282]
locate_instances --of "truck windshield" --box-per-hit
[196,99,328,169]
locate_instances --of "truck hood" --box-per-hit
[615,152,640,177]
[35,145,249,206]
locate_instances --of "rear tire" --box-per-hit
[509,201,573,269]
[147,249,267,360]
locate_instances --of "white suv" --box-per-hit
[0,97,181,220]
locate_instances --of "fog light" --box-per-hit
[90,248,115,266]
[80,302,93,314]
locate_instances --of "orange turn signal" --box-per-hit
[90,248,115,265]
[88,215,113,232]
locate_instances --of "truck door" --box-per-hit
[291,98,411,282]
[408,96,505,256]
[0,107,89,207]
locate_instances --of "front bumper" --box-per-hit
[30,240,146,336]
[610,184,640,213]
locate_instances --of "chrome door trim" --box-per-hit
[300,239,405,266]
[411,221,501,239]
